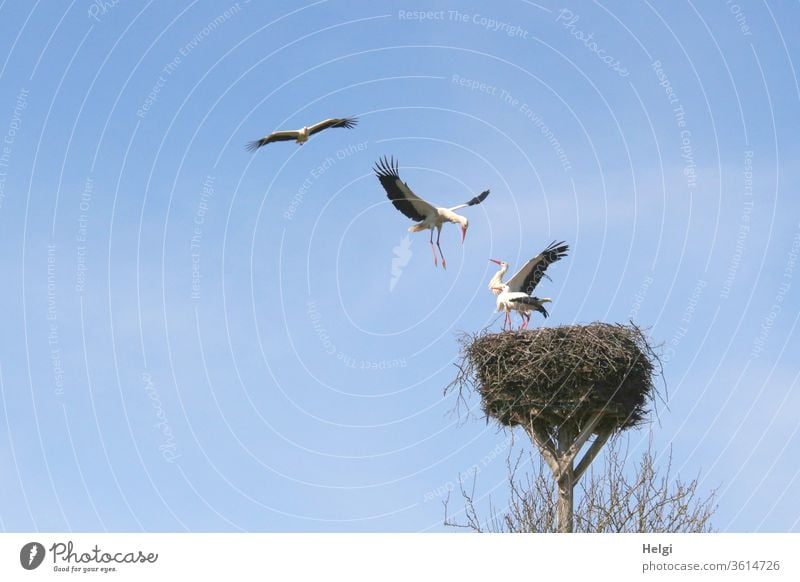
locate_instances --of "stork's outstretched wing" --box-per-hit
[506,241,569,295]
[448,190,490,211]
[245,130,299,151]
[374,156,436,222]
[308,116,358,136]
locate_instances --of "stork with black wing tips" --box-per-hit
[489,241,569,329]
[374,156,490,269]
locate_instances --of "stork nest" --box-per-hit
[449,323,661,435]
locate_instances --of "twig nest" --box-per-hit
[452,323,660,434]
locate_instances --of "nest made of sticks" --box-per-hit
[449,323,661,435]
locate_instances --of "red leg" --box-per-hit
[436,228,446,270]
[429,230,438,268]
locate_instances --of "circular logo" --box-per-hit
[20,542,46,570]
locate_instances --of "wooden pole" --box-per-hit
[574,429,612,482]
[524,411,612,533]
[556,426,575,533]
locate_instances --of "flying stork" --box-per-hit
[246,116,358,151]
[374,156,490,269]
[489,240,569,330]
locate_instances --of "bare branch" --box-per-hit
[445,433,717,533]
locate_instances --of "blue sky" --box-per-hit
[0,0,798,532]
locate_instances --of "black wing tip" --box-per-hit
[544,239,569,257]
[533,299,550,318]
[511,297,550,318]
[466,189,490,206]
[333,116,358,129]
[373,155,399,179]
[245,139,263,152]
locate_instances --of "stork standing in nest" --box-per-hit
[489,241,569,330]
[374,156,490,269]
[246,116,358,150]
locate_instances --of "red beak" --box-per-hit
[491,286,504,292]
[489,259,502,265]
[461,226,467,243]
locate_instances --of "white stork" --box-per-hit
[374,156,490,269]
[489,241,569,330]
[246,116,358,150]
